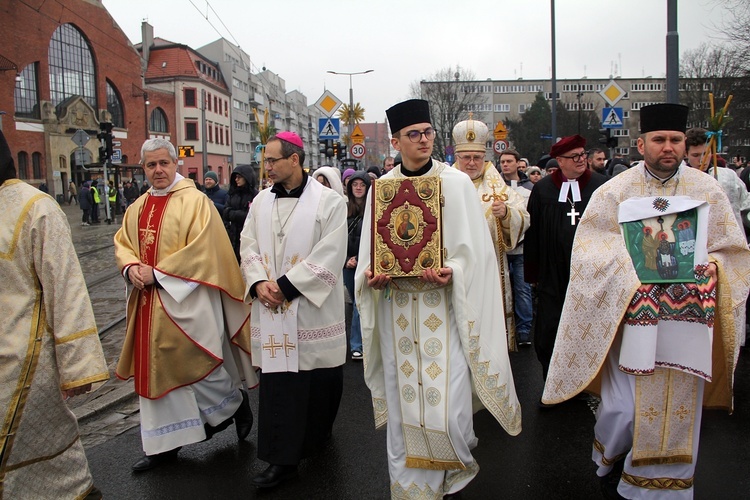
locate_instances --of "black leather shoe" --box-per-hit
[131,447,181,472]
[234,389,254,440]
[251,464,298,488]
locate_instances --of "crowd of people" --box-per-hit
[3,97,750,499]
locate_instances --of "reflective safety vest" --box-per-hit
[92,188,101,204]
[109,188,117,203]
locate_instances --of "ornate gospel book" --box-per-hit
[371,176,444,278]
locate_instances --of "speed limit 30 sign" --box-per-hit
[350,143,366,159]
[493,140,508,154]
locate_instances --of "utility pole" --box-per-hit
[550,0,558,142]
[201,88,208,179]
[666,0,679,104]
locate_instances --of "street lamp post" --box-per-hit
[327,69,373,160]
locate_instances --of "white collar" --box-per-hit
[558,179,581,203]
[150,173,185,197]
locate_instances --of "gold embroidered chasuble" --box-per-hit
[466,162,529,350]
[0,180,108,498]
[114,179,252,399]
[542,163,750,406]
[357,162,521,488]
[542,163,750,467]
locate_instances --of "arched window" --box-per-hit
[14,63,40,119]
[48,24,97,109]
[106,80,124,127]
[32,152,43,179]
[17,152,29,180]
[150,107,168,133]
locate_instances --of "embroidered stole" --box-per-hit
[134,194,171,396]
[256,179,322,373]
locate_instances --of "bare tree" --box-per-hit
[680,43,750,158]
[712,0,750,63]
[409,66,486,162]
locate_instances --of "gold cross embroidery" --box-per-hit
[572,293,587,312]
[641,406,660,423]
[594,291,609,308]
[631,176,647,196]
[586,352,598,368]
[614,257,627,275]
[729,267,750,287]
[262,335,283,358]
[565,352,580,369]
[570,264,584,282]
[593,262,607,279]
[717,212,734,236]
[282,334,297,356]
[674,405,690,421]
[580,323,593,340]
[139,205,158,258]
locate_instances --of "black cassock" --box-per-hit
[524,168,608,379]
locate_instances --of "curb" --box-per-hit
[73,382,137,424]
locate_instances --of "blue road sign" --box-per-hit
[602,107,624,129]
[319,117,340,139]
[445,154,454,164]
[539,134,554,140]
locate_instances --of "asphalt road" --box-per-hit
[84,345,750,499]
[59,203,750,499]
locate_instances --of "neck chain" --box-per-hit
[275,198,300,242]
[566,195,580,226]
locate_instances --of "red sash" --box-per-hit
[134,194,171,395]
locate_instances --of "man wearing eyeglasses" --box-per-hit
[240,131,348,489]
[524,134,607,386]
[356,99,521,497]
[452,118,530,350]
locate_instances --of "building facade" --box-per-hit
[421,76,748,160]
[1,0,147,197]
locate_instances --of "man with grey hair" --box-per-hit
[114,138,256,472]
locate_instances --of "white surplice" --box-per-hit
[239,177,348,371]
[356,160,521,499]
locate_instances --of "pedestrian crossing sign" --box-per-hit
[319,117,340,139]
[601,107,624,129]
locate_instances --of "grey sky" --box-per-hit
[104,0,729,125]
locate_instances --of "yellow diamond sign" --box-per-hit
[314,90,342,117]
[600,80,626,107]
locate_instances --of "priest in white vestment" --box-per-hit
[114,139,255,472]
[356,99,521,500]
[542,104,750,499]
[239,132,348,489]
[0,129,109,498]
[451,116,530,350]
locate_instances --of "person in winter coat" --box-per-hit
[312,166,346,199]
[79,181,91,225]
[204,171,228,213]
[223,165,258,262]
[344,171,370,360]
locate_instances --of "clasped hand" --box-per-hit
[365,266,453,290]
[128,264,155,290]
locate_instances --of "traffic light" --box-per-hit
[332,141,339,159]
[97,122,114,163]
[599,128,618,149]
[319,140,327,154]
[336,141,346,160]
[324,139,334,158]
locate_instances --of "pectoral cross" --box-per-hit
[567,205,580,226]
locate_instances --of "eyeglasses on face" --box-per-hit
[264,155,291,167]
[558,151,587,162]
[457,154,485,163]
[404,127,436,143]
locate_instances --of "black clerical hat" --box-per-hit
[386,99,431,134]
[640,103,689,134]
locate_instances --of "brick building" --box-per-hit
[1,0,149,197]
